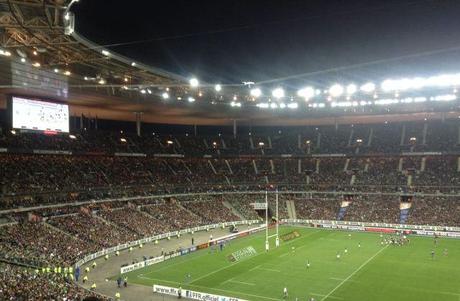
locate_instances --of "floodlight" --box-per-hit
[346,84,357,95]
[431,94,457,102]
[250,88,262,98]
[272,87,285,99]
[257,103,269,108]
[329,84,344,97]
[360,82,375,93]
[297,87,315,100]
[189,78,199,87]
[288,102,298,109]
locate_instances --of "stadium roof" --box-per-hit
[0,0,460,126]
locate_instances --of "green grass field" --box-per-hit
[124,226,460,301]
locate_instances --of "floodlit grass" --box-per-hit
[124,226,460,301]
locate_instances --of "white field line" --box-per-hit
[226,279,256,286]
[329,277,360,284]
[311,292,343,300]
[249,264,261,271]
[438,291,460,297]
[320,245,389,301]
[329,277,345,281]
[295,245,307,251]
[190,230,318,284]
[403,285,460,297]
[256,267,282,273]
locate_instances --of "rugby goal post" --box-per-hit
[264,190,280,251]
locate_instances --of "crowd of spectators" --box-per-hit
[309,158,351,187]
[354,157,407,189]
[342,196,400,224]
[142,199,204,229]
[413,156,459,188]
[0,153,459,209]
[407,197,460,226]
[0,222,97,267]
[224,195,262,220]
[1,120,460,155]
[268,196,290,219]
[49,213,134,248]
[294,198,340,220]
[183,200,240,223]
[98,208,167,237]
[0,263,107,301]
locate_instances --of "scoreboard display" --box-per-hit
[11,96,69,133]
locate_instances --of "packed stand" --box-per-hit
[99,207,169,237]
[142,199,204,229]
[407,197,460,226]
[342,196,400,224]
[0,263,108,301]
[0,223,97,267]
[183,200,241,223]
[224,195,261,220]
[49,213,134,248]
[294,198,340,220]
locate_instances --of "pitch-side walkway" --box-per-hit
[78,226,245,301]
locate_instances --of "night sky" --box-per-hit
[72,0,460,87]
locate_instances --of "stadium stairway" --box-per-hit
[138,209,163,222]
[286,200,297,219]
[222,200,246,220]
[400,208,410,224]
[176,202,203,220]
[0,216,15,225]
[44,221,83,241]
[94,213,131,232]
[337,207,347,220]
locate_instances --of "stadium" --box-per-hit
[1,0,460,300]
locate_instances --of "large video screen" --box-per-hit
[12,96,69,133]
